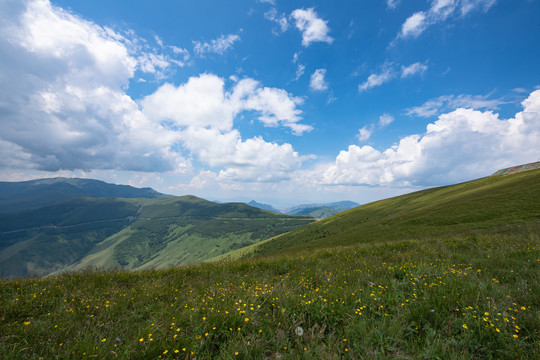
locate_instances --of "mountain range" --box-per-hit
[0,178,314,278]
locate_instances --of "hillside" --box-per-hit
[216,168,540,260]
[284,201,359,219]
[0,194,314,278]
[0,177,167,213]
[1,169,538,358]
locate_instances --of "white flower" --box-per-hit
[294,326,304,336]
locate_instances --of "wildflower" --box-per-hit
[163,350,168,354]
[139,338,144,342]
[116,337,121,342]
[295,327,304,336]
[462,324,468,330]
[101,338,106,342]
[513,334,518,338]
[23,321,30,326]
[244,317,249,322]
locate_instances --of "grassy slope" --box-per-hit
[0,195,314,278]
[60,196,314,274]
[0,170,538,358]
[245,169,540,258]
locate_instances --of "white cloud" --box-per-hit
[141,74,312,181]
[321,89,540,187]
[406,93,506,118]
[295,64,305,81]
[400,12,428,38]
[357,126,374,142]
[264,8,289,34]
[379,114,395,127]
[0,0,189,173]
[358,66,395,92]
[401,62,428,78]
[0,1,308,184]
[398,0,497,39]
[290,8,333,47]
[386,0,401,10]
[309,68,328,91]
[359,61,428,92]
[193,34,240,56]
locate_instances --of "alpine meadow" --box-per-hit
[1,0,540,359]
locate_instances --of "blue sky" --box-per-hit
[0,0,539,208]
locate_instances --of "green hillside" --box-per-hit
[219,168,540,260]
[0,195,314,278]
[0,177,166,214]
[0,170,538,359]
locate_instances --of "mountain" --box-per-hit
[246,200,282,213]
[0,177,167,213]
[213,167,540,260]
[284,200,359,218]
[0,192,314,278]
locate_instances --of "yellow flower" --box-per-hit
[101,338,106,342]
[139,338,144,342]
[163,350,168,354]
[244,317,249,322]
[462,324,468,329]
[23,321,30,326]
[234,352,239,356]
[513,334,518,338]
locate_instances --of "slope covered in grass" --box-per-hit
[244,169,540,258]
[0,196,314,278]
[0,229,538,359]
[0,177,166,213]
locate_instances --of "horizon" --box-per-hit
[1,0,539,207]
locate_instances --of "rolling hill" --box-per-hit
[284,200,360,218]
[0,177,167,213]
[0,181,314,278]
[212,167,540,261]
[1,167,538,359]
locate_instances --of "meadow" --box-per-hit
[1,226,538,359]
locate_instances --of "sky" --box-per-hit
[0,0,539,208]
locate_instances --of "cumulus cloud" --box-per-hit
[309,69,328,91]
[406,93,506,118]
[141,74,312,181]
[398,0,497,39]
[290,8,333,47]
[358,66,395,92]
[357,126,374,142]
[193,34,240,56]
[379,113,395,127]
[322,89,540,187]
[0,0,308,183]
[0,0,188,173]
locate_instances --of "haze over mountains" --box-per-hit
[1,164,539,279]
[0,178,314,278]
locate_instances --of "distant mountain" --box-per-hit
[0,192,314,278]
[284,201,359,218]
[235,168,540,259]
[0,177,167,213]
[246,200,282,213]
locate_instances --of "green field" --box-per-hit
[0,170,539,359]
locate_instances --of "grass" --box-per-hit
[1,226,538,359]
[1,170,539,358]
